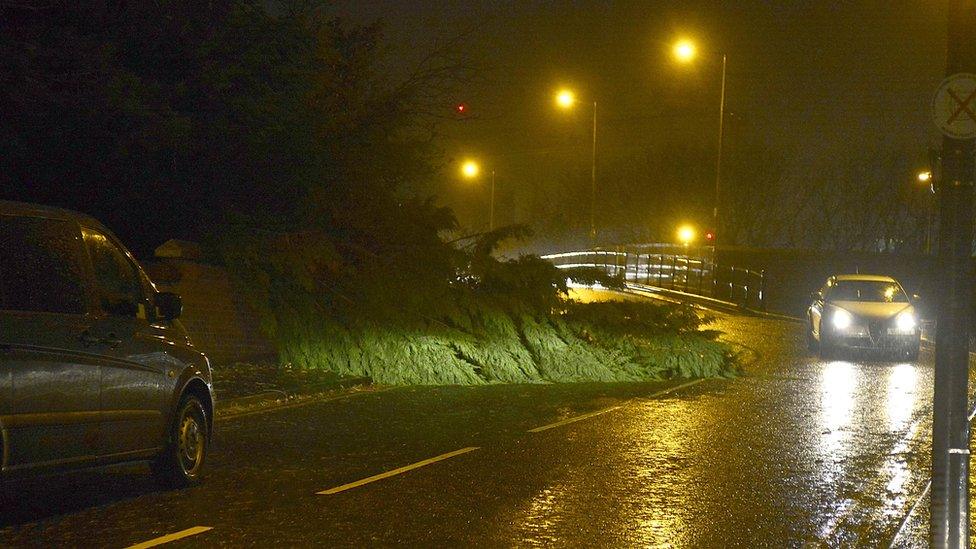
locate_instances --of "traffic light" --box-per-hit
[705,230,715,242]
[455,102,468,116]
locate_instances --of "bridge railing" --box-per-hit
[541,249,767,310]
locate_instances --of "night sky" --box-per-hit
[333,1,948,236]
[0,2,953,255]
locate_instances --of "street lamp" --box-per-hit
[673,39,697,63]
[673,39,727,246]
[460,159,497,230]
[677,224,696,247]
[461,159,480,179]
[555,88,597,243]
[555,89,576,109]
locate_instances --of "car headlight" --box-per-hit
[896,311,917,332]
[832,309,853,330]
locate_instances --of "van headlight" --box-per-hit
[895,311,917,333]
[832,309,853,330]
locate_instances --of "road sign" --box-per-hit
[933,73,976,139]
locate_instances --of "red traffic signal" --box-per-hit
[705,231,715,242]
[455,102,468,114]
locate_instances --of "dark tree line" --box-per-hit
[0,0,487,251]
[517,131,930,253]
[0,0,625,361]
[722,142,930,252]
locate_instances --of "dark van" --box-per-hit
[0,201,212,487]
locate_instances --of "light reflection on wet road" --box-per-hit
[0,302,945,547]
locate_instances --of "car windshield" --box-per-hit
[828,280,908,303]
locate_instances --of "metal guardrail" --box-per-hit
[541,249,767,310]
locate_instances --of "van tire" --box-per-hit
[151,394,208,488]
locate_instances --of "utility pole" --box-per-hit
[489,169,496,231]
[590,100,597,244]
[930,1,976,546]
[714,54,727,245]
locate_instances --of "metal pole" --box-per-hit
[927,184,936,255]
[759,270,766,311]
[711,259,718,297]
[671,255,677,290]
[697,257,704,295]
[489,169,496,231]
[931,2,976,545]
[590,100,597,243]
[714,54,727,244]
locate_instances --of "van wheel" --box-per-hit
[152,394,208,488]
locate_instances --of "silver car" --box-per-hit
[807,274,921,361]
[0,201,213,487]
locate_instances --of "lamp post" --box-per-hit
[489,168,496,230]
[460,159,497,230]
[918,170,935,254]
[673,40,727,246]
[555,89,598,243]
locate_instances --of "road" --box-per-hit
[0,298,946,547]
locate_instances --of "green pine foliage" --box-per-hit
[255,275,738,385]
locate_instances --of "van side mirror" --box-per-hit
[155,292,183,321]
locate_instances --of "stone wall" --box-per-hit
[144,240,276,365]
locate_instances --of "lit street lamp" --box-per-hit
[677,224,696,247]
[673,40,697,63]
[555,88,598,243]
[555,89,576,109]
[460,159,497,230]
[461,159,480,179]
[673,39,727,246]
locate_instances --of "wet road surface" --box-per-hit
[0,301,946,547]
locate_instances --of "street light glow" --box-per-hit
[677,224,696,245]
[917,171,932,183]
[461,160,480,179]
[555,89,576,109]
[673,39,697,63]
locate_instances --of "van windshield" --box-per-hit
[828,281,908,303]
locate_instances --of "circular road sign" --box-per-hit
[933,73,976,139]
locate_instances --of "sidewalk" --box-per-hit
[212,362,373,418]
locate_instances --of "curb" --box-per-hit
[216,376,372,417]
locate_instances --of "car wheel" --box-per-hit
[807,325,819,353]
[152,394,209,488]
[819,333,834,360]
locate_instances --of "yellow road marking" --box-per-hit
[528,378,707,433]
[125,526,213,549]
[318,447,480,495]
